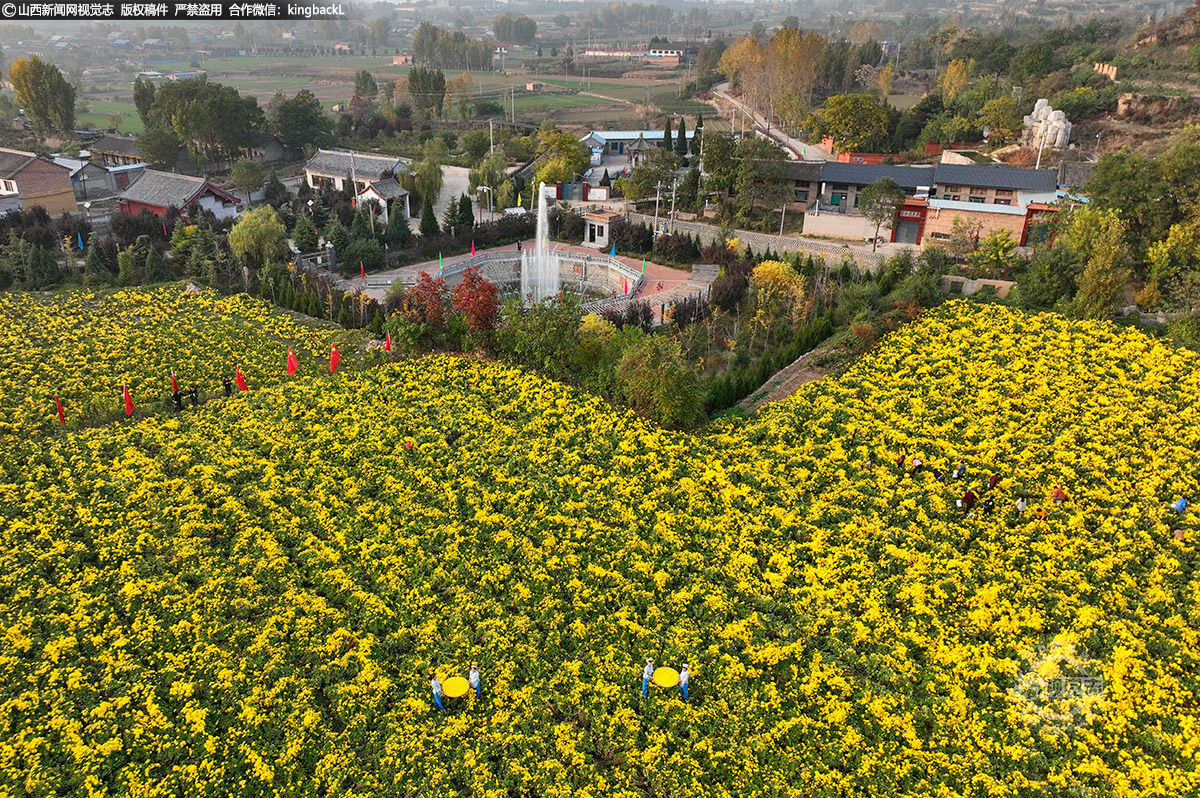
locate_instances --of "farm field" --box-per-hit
[1,293,1197,796]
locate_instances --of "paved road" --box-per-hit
[713,82,833,161]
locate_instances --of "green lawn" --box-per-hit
[76,100,144,135]
[513,94,618,111]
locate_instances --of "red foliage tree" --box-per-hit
[403,271,448,330]
[451,266,500,333]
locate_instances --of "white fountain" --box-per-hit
[519,182,559,304]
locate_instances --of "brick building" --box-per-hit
[0,148,76,216]
[117,169,241,220]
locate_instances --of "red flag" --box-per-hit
[235,365,248,392]
[170,370,178,394]
[55,396,65,425]
[123,383,134,417]
[623,277,628,296]
[471,240,476,255]
[286,347,298,376]
[329,344,341,374]
[384,331,392,352]
[360,261,366,279]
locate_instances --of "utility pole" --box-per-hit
[653,181,663,234]
[668,176,679,232]
[489,119,494,156]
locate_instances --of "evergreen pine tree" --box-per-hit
[83,234,112,286]
[675,117,689,157]
[458,193,474,227]
[691,115,704,156]
[324,217,350,255]
[662,119,673,151]
[599,169,611,187]
[442,195,461,229]
[420,195,440,238]
[144,247,173,283]
[350,208,372,241]
[27,246,62,289]
[117,247,138,286]
[385,199,412,247]
[292,214,319,253]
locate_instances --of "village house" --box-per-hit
[355,177,410,222]
[0,148,76,216]
[804,162,1060,246]
[780,161,824,209]
[580,129,696,166]
[117,169,241,221]
[303,149,406,195]
[90,134,143,168]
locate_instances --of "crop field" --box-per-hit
[2,293,1196,796]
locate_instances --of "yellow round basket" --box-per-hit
[652,666,679,688]
[442,676,470,699]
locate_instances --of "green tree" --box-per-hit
[26,246,62,289]
[458,193,474,227]
[978,97,1021,143]
[133,75,156,125]
[968,229,1017,275]
[82,234,111,286]
[678,165,701,210]
[230,158,267,200]
[117,246,138,286]
[407,67,446,118]
[734,137,788,213]
[662,119,674,152]
[354,69,378,99]
[8,56,75,133]
[615,335,703,429]
[229,206,289,270]
[138,126,182,171]
[272,89,333,151]
[292,214,319,253]
[385,200,412,247]
[1016,243,1080,310]
[806,93,889,152]
[350,208,373,242]
[143,247,173,284]
[343,238,385,276]
[419,195,440,238]
[702,131,737,197]
[461,129,491,161]
[858,177,906,251]
[185,225,219,279]
[1073,212,1131,319]
[675,117,689,158]
[534,127,590,185]
[324,217,350,255]
[614,147,678,202]
[1086,148,1176,256]
[414,138,447,205]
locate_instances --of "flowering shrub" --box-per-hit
[0,285,352,436]
[0,299,1197,795]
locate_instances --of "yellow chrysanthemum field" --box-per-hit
[0,288,1197,797]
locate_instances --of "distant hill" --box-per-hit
[1136,1,1200,48]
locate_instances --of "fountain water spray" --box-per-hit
[519,182,559,304]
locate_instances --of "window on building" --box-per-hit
[597,226,604,237]
[795,190,808,202]
[995,189,1013,197]
[1,180,14,192]
[995,198,1012,205]
[948,195,960,201]
[930,232,951,240]
[968,197,984,203]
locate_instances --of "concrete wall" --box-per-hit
[803,211,882,240]
[941,275,1014,298]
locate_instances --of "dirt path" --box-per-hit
[739,348,829,414]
